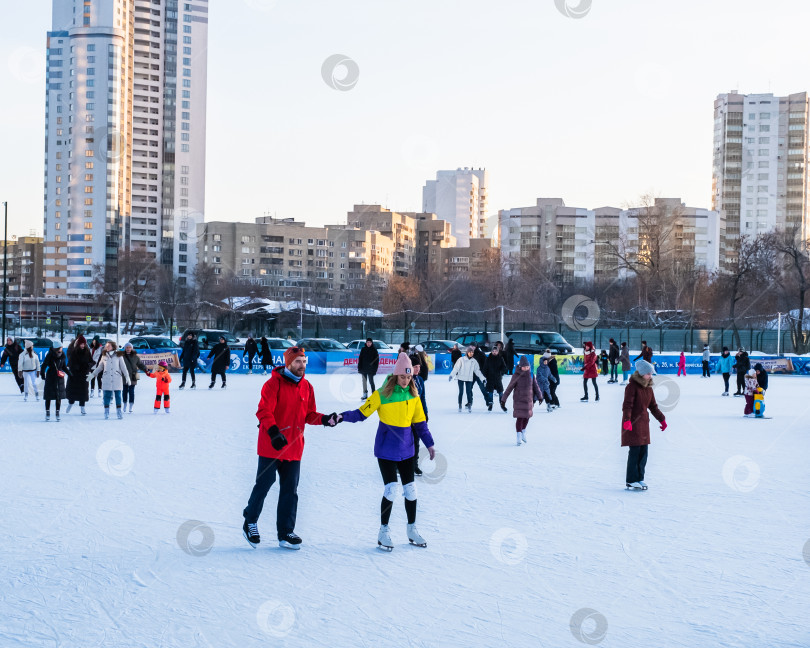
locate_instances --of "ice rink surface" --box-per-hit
[1,369,808,647]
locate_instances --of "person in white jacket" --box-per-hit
[17,340,41,401]
[449,345,486,412]
[89,341,131,420]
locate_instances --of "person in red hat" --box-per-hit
[242,345,340,550]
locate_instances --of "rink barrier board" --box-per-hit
[4,350,810,376]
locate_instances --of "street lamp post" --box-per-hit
[2,201,8,344]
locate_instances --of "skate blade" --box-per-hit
[279,541,301,550]
[377,542,393,552]
[243,531,259,549]
[408,540,427,548]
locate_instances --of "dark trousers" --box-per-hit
[45,398,61,412]
[122,384,136,404]
[181,366,196,384]
[722,372,730,392]
[473,374,491,403]
[583,377,599,398]
[610,363,618,381]
[91,370,103,390]
[245,353,256,371]
[702,361,711,377]
[626,445,648,483]
[412,428,420,469]
[485,387,503,405]
[457,380,474,406]
[549,380,560,406]
[378,457,416,525]
[12,369,23,392]
[736,372,745,394]
[210,368,226,385]
[243,456,301,537]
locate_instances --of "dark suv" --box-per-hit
[506,330,574,355]
[454,332,501,352]
[179,329,243,351]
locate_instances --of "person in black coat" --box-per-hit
[504,339,516,375]
[207,336,231,389]
[545,350,561,407]
[1,337,24,394]
[179,332,200,389]
[472,344,491,406]
[41,341,70,420]
[357,338,379,399]
[259,336,272,375]
[243,335,259,374]
[754,363,768,391]
[483,346,508,411]
[66,334,93,414]
[732,348,750,396]
[608,339,620,383]
[450,343,462,367]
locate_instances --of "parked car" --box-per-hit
[344,339,393,350]
[296,338,348,352]
[420,339,459,353]
[506,330,574,355]
[19,337,54,349]
[179,329,244,351]
[454,331,502,352]
[135,324,166,336]
[262,337,295,350]
[126,336,181,350]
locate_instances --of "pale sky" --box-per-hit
[1,0,809,237]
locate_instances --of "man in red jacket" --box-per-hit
[242,346,340,549]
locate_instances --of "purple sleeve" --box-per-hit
[413,420,434,448]
[341,409,368,423]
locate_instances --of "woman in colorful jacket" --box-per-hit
[341,353,436,552]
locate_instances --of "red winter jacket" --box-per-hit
[583,347,598,379]
[255,366,325,461]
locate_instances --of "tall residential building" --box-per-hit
[0,236,44,300]
[43,0,208,298]
[712,91,809,267]
[422,168,489,246]
[346,205,417,276]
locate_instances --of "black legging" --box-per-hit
[583,377,599,399]
[45,398,61,413]
[91,369,103,390]
[378,458,416,525]
[182,366,196,384]
[210,368,226,385]
[245,352,256,371]
[736,372,745,394]
[610,363,618,381]
[549,380,560,406]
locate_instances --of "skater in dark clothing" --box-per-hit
[178,333,199,389]
[535,355,557,413]
[259,336,272,375]
[501,356,543,446]
[89,338,103,397]
[2,337,24,394]
[600,350,609,377]
[483,345,508,411]
[472,344,491,406]
[121,342,149,413]
[357,338,380,399]
[65,335,93,414]
[409,353,428,476]
[414,344,429,381]
[41,340,70,421]
[732,348,750,396]
[621,358,666,490]
[242,346,339,549]
[634,341,653,362]
[208,336,231,388]
[450,343,462,367]
[504,338,516,375]
[754,363,768,392]
[581,341,599,402]
[545,350,561,407]
[243,335,259,374]
[608,339,620,383]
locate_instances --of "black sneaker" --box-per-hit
[580,396,588,402]
[414,465,423,476]
[279,532,302,550]
[243,520,260,546]
[209,382,215,389]
[487,402,493,411]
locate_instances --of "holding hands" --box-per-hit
[322,412,343,427]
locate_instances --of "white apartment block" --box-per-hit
[422,168,489,247]
[43,0,208,298]
[712,91,809,266]
[499,197,720,282]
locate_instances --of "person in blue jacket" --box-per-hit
[716,347,734,396]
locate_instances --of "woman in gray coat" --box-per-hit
[619,342,631,384]
[89,341,131,420]
[501,356,543,446]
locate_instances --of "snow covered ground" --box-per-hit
[1,370,808,648]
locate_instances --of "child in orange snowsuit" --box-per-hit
[147,360,172,413]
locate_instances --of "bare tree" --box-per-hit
[765,227,810,353]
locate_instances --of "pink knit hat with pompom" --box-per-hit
[392,352,413,376]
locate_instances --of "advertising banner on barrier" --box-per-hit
[139,350,181,371]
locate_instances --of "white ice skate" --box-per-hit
[377,525,394,552]
[519,430,527,444]
[407,523,426,548]
[516,432,522,446]
[625,482,646,490]
[65,403,72,414]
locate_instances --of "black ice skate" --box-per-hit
[243,520,260,547]
[279,532,302,550]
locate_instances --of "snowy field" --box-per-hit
[1,370,809,648]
